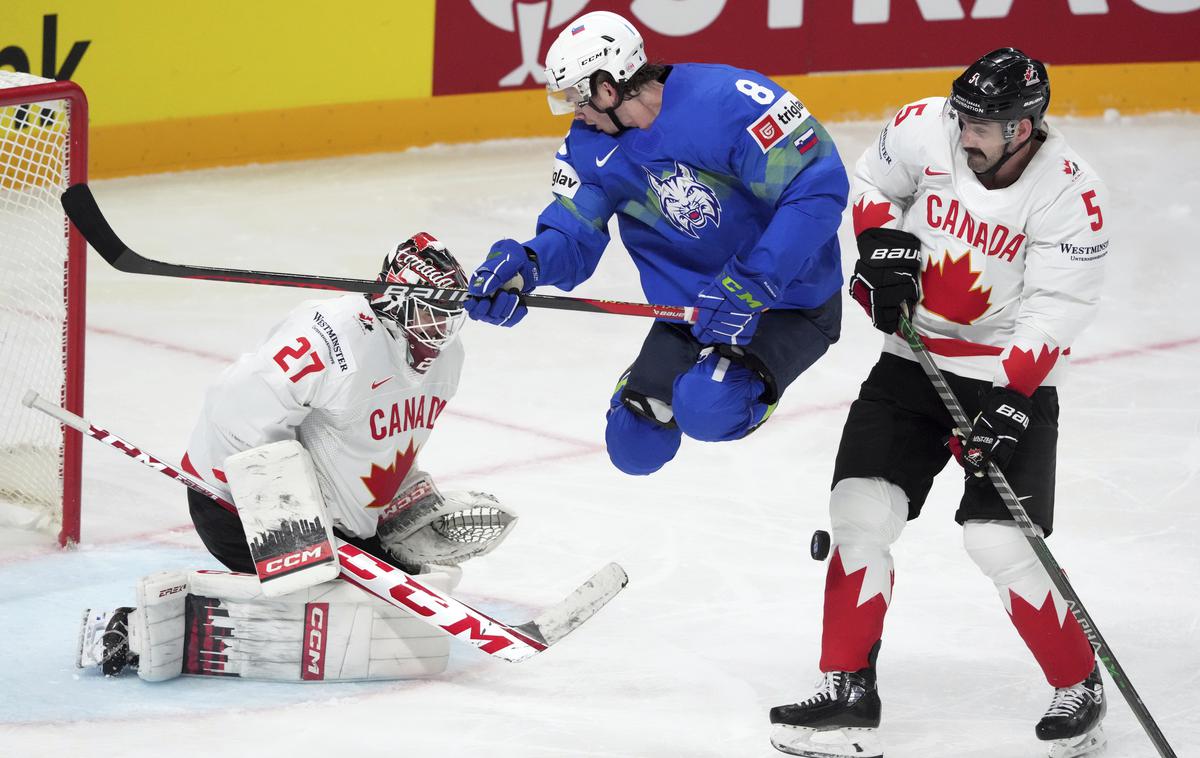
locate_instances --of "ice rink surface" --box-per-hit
[1,112,1198,757]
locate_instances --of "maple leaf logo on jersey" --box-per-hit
[1002,344,1061,396]
[644,162,721,239]
[361,439,419,508]
[852,197,896,236]
[921,251,992,325]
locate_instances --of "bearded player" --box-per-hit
[770,49,1111,758]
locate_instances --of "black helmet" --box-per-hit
[950,48,1050,140]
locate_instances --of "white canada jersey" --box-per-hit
[184,295,463,538]
[852,97,1110,393]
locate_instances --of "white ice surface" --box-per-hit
[1,113,1198,757]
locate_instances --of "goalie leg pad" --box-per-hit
[128,571,191,682]
[378,471,517,567]
[109,568,458,682]
[223,440,339,596]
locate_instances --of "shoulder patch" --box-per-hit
[745,93,810,153]
[1060,158,1085,182]
[551,159,581,198]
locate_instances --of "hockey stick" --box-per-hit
[897,306,1177,758]
[22,390,628,664]
[60,183,697,323]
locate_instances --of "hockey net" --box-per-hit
[0,72,87,546]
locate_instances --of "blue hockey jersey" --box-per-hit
[526,63,849,310]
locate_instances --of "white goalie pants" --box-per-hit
[130,567,461,682]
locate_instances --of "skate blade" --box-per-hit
[770,724,883,758]
[76,608,102,669]
[1047,725,1106,758]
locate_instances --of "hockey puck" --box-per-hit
[810,529,831,561]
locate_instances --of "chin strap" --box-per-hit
[603,106,629,133]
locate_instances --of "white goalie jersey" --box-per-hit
[183,294,463,538]
[852,97,1111,394]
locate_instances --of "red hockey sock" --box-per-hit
[1007,587,1096,687]
[819,546,893,672]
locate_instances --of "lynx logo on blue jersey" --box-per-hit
[644,162,721,239]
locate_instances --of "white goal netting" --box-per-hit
[0,71,84,542]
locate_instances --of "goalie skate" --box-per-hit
[77,607,136,676]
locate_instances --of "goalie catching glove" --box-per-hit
[377,470,517,568]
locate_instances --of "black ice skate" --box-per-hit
[1037,663,1107,758]
[769,655,882,758]
[76,607,138,676]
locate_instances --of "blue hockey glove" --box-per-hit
[466,239,539,327]
[691,261,778,346]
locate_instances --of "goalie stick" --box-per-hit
[60,183,697,323]
[23,390,628,664]
[897,306,1177,758]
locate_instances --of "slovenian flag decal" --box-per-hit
[794,127,818,154]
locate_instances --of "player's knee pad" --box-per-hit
[962,520,1044,589]
[672,350,772,442]
[605,402,682,476]
[829,477,909,550]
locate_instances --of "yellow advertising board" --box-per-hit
[3,4,435,124]
[3,3,440,175]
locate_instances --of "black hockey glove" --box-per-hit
[948,386,1033,477]
[849,228,922,334]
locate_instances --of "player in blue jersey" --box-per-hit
[466,10,847,475]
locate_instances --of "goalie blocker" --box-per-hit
[192,440,517,589]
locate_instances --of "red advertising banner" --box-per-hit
[433,0,1200,96]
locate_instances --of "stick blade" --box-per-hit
[515,562,628,648]
[61,184,134,266]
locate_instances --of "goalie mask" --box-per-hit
[369,233,468,372]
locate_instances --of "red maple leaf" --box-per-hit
[852,197,896,237]
[1002,344,1061,396]
[920,251,992,325]
[361,439,419,508]
[819,547,893,672]
[1008,589,1096,687]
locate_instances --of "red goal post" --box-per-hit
[0,72,88,546]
